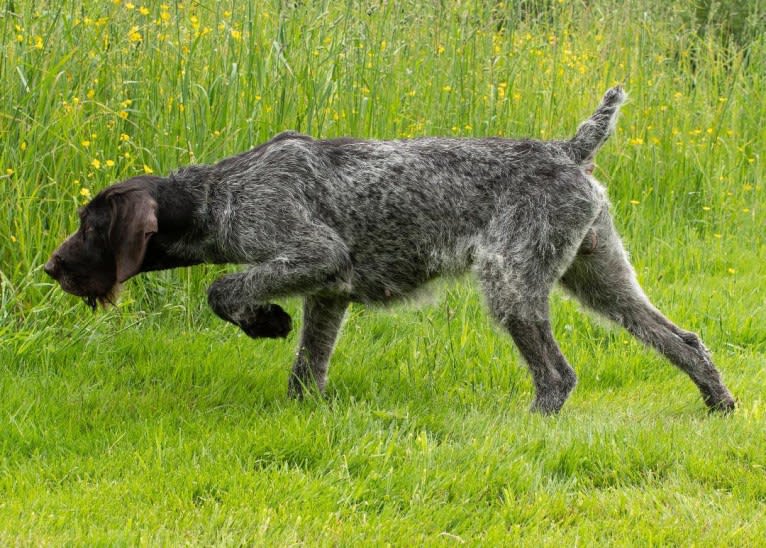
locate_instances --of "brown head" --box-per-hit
[44,176,160,308]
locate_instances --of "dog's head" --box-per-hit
[44,176,160,308]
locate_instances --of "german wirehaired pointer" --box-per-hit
[45,87,735,413]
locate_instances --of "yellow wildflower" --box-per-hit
[139,6,149,15]
[128,26,141,42]
[80,187,92,198]
[91,158,101,169]
[143,164,154,174]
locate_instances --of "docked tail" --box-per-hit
[566,86,626,164]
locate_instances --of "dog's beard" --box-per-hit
[83,283,122,311]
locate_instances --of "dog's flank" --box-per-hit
[45,87,735,414]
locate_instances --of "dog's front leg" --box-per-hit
[207,231,352,339]
[288,295,349,398]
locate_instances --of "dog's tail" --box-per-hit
[565,86,626,165]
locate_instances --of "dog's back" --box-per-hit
[226,127,606,302]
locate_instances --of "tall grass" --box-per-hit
[2,0,762,329]
[0,0,764,543]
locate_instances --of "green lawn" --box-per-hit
[2,0,764,544]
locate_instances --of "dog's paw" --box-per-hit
[530,368,577,415]
[238,304,293,339]
[705,392,737,414]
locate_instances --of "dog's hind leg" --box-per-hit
[560,208,735,412]
[478,252,579,414]
[476,192,598,414]
[288,295,349,398]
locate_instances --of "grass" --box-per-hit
[1,0,765,543]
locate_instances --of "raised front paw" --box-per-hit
[237,304,293,339]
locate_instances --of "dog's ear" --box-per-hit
[108,190,158,282]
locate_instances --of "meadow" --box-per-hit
[1,0,765,543]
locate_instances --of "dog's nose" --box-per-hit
[44,256,60,279]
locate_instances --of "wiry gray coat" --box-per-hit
[45,87,735,413]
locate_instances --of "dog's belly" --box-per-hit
[348,264,431,303]
[346,236,476,303]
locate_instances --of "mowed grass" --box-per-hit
[1,0,765,544]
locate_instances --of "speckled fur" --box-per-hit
[47,86,736,413]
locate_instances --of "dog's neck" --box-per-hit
[140,174,210,272]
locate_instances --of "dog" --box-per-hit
[45,86,735,414]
